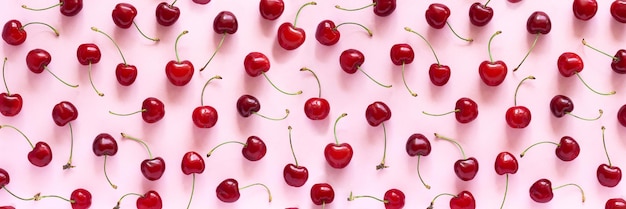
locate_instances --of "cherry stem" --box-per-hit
[300,67,321,98]
[322,202,326,209]
[499,174,509,209]
[429,193,457,208]
[261,72,302,95]
[200,33,226,71]
[293,2,317,28]
[174,30,189,63]
[2,57,10,95]
[116,193,143,208]
[405,27,440,65]
[376,123,389,170]
[44,66,78,88]
[513,33,539,72]
[40,194,74,203]
[357,66,392,88]
[206,141,246,157]
[574,72,616,95]
[200,75,222,106]
[63,123,75,170]
[171,0,179,6]
[566,109,603,121]
[484,0,492,7]
[335,3,376,12]
[2,186,36,201]
[422,109,459,117]
[109,109,147,116]
[103,155,117,189]
[446,22,472,42]
[513,76,535,106]
[239,183,272,202]
[121,133,153,159]
[91,27,127,65]
[133,22,159,42]
[287,126,300,166]
[21,22,59,36]
[347,191,388,203]
[417,155,431,189]
[434,133,466,159]
[335,22,373,36]
[22,2,63,11]
[582,39,619,61]
[552,183,585,203]
[333,113,348,145]
[185,173,196,209]
[519,141,559,157]
[401,62,417,97]
[0,125,34,148]
[88,62,104,97]
[253,109,290,121]
[487,31,502,63]
[601,126,613,166]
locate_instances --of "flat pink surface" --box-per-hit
[1,0,626,208]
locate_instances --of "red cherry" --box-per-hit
[52,101,78,126]
[76,43,105,96]
[182,151,205,175]
[406,133,431,189]
[597,126,622,187]
[479,31,507,86]
[348,189,405,209]
[390,43,417,96]
[606,198,626,209]
[315,20,372,46]
[365,101,391,127]
[216,178,272,203]
[529,179,585,204]
[423,97,479,124]
[236,94,290,120]
[29,142,53,167]
[259,0,284,20]
[277,2,316,50]
[92,133,118,189]
[449,191,476,209]
[405,27,451,86]
[495,152,518,175]
[0,168,9,187]
[26,48,79,87]
[324,113,353,169]
[207,136,267,161]
[21,0,83,16]
[505,76,535,129]
[284,126,309,187]
[155,2,180,26]
[0,58,23,117]
[199,11,238,71]
[121,133,166,181]
[425,4,473,42]
[557,51,616,95]
[573,0,598,20]
[301,68,330,120]
[335,0,397,17]
[112,3,137,28]
[468,2,494,27]
[582,39,626,74]
[521,136,580,161]
[611,0,626,23]
[136,190,162,209]
[513,12,551,72]
[70,188,92,209]
[310,183,334,206]
[165,31,194,86]
[435,133,479,181]
[339,49,392,88]
[2,20,58,45]
[192,76,222,128]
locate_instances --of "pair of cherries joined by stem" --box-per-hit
[0,125,53,167]
[192,75,221,128]
[199,11,238,72]
[423,97,479,124]
[366,101,392,170]
[324,113,353,169]
[284,126,309,187]
[155,1,181,26]
[339,49,392,88]
[244,52,302,96]
[479,31,507,86]
[2,20,58,46]
[216,178,272,203]
[166,31,195,86]
[259,0,285,20]
[207,136,267,161]
[427,191,476,209]
[301,68,329,120]
[469,0,494,27]
[277,2,317,50]
[92,133,118,189]
[336,0,397,17]
[22,0,83,16]
[26,49,79,88]
[114,190,162,209]
[112,3,160,42]
[557,51,617,95]
[505,76,535,129]
[494,152,518,209]
[315,20,372,46]
[0,173,92,209]
[434,133,479,181]
[181,151,205,209]
[514,11,551,72]
[0,58,23,117]
[406,133,432,189]
[76,43,104,96]
[121,133,166,181]
[237,94,290,120]
[52,101,78,170]
[347,189,405,209]
[426,3,473,42]
[529,178,585,204]
[520,136,581,162]
[582,39,626,74]
[404,27,452,86]
[110,97,165,123]
[91,27,139,86]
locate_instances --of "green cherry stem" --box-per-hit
[417,155,430,189]
[174,30,189,63]
[239,183,272,202]
[300,67,321,98]
[20,22,59,36]
[104,155,117,189]
[22,3,63,11]
[0,124,34,148]
[376,123,389,170]
[206,141,246,157]
[333,113,348,145]
[574,72,616,95]
[121,133,154,159]
[601,126,613,166]
[87,62,104,97]
[185,174,196,209]
[513,76,535,106]
[405,27,440,65]
[115,193,143,209]
[109,109,147,116]
[44,65,78,88]
[200,75,222,106]
[566,109,603,121]
[552,183,585,203]
[499,174,509,209]
[513,33,539,72]
[2,57,10,95]
[91,27,127,65]
[199,33,226,71]
[2,186,37,201]
[446,22,472,42]
[357,66,392,88]
[287,126,300,166]
[428,193,457,209]
[401,62,417,97]
[347,191,388,203]
[62,123,76,170]
[422,109,460,117]
[171,0,179,6]
[253,109,290,121]
[293,2,317,28]
[487,30,502,63]
[582,39,619,61]
[484,0,492,7]
[334,22,372,36]
[434,133,466,159]
[335,3,376,12]
[519,141,559,158]
[133,22,159,42]
[261,72,302,95]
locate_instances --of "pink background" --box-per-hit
[2,0,626,208]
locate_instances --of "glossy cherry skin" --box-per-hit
[557,52,583,77]
[244,52,270,77]
[324,143,353,168]
[365,101,391,127]
[455,157,479,181]
[26,49,51,73]
[619,104,626,127]
[236,95,260,117]
[425,3,450,29]
[192,106,218,128]
[136,190,162,209]
[165,60,194,86]
[181,151,205,175]
[495,152,518,175]
[52,101,78,126]
[116,63,138,86]
[529,179,553,203]
[450,191,476,209]
[611,50,626,74]
[315,20,339,46]
[92,133,118,156]
[141,157,165,181]
[70,188,92,209]
[505,106,531,128]
[549,95,573,118]
[76,44,101,65]
[606,198,626,209]
[340,49,364,74]
[60,0,83,16]
[373,0,397,16]
[29,142,53,167]
[216,178,240,203]
[598,164,622,187]
[193,0,211,5]
[0,93,22,117]
[0,168,9,187]
[555,136,580,161]
[468,3,493,27]
[527,11,551,34]
[405,133,431,157]
[478,60,507,86]
[283,164,309,187]
[304,98,330,120]
[383,189,405,209]
[310,183,334,205]
[429,64,451,86]
[214,11,238,34]
[112,3,137,28]
[277,23,305,50]
[259,0,284,20]
[2,20,26,45]
[142,97,165,123]
[155,2,180,26]
[455,98,479,123]
[573,0,598,21]
[390,44,414,65]
[242,136,267,161]
[611,0,626,23]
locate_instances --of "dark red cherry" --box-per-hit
[529,179,553,203]
[142,97,165,123]
[242,136,267,161]
[556,136,580,161]
[455,98,479,123]
[550,95,573,117]
[52,101,78,126]
[0,168,9,187]
[213,11,238,34]
[425,3,450,29]
[365,101,391,127]
[155,2,180,26]
[236,95,260,117]
[339,49,364,74]
[92,133,118,156]
[468,2,494,26]
[60,0,84,16]
[259,0,284,20]
[573,0,598,21]
[26,48,51,73]
[216,178,240,202]
[527,11,551,34]
[112,3,137,28]
[405,133,431,156]
[373,0,397,16]
[619,104,626,127]
[611,0,626,23]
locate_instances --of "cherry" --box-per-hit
[111,3,159,41]
[435,133,479,181]
[91,27,140,86]
[92,133,118,189]
[70,188,92,209]
[597,126,622,187]
[365,101,391,169]
[468,0,494,27]
[324,113,353,169]
[557,51,616,95]
[315,20,372,46]
[494,152,518,209]
[76,43,104,96]
[216,178,272,203]
[339,49,392,88]
[121,133,166,181]
[425,4,473,42]
[550,95,602,120]
[529,178,585,203]
[181,151,204,209]
[619,105,626,127]
[348,189,405,209]
[423,97,479,124]
[335,0,397,17]
[521,136,580,161]
[284,126,309,187]
[207,136,267,161]
[110,97,165,123]
[405,27,451,86]
[0,126,54,168]
[26,49,79,87]
[155,1,180,26]
[611,0,626,23]
[582,39,626,74]
[479,31,507,86]
[277,2,317,50]
[236,94,289,120]
[607,198,626,209]
[573,0,598,20]
[259,0,284,20]
[0,57,23,117]
[390,43,417,96]
[427,191,475,209]
[114,190,162,209]
[505,76,534,128]
[199,11,238,71]
[311,183,334,208]
[406,133,431,189]
[52,101,78,170]
[244,52,302,95]
[166,30,194,86]
[514,11,551,72]
[192,75,222,128]
[2,20,58,46]
[22,0,83,16]
[301,68,330,120]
